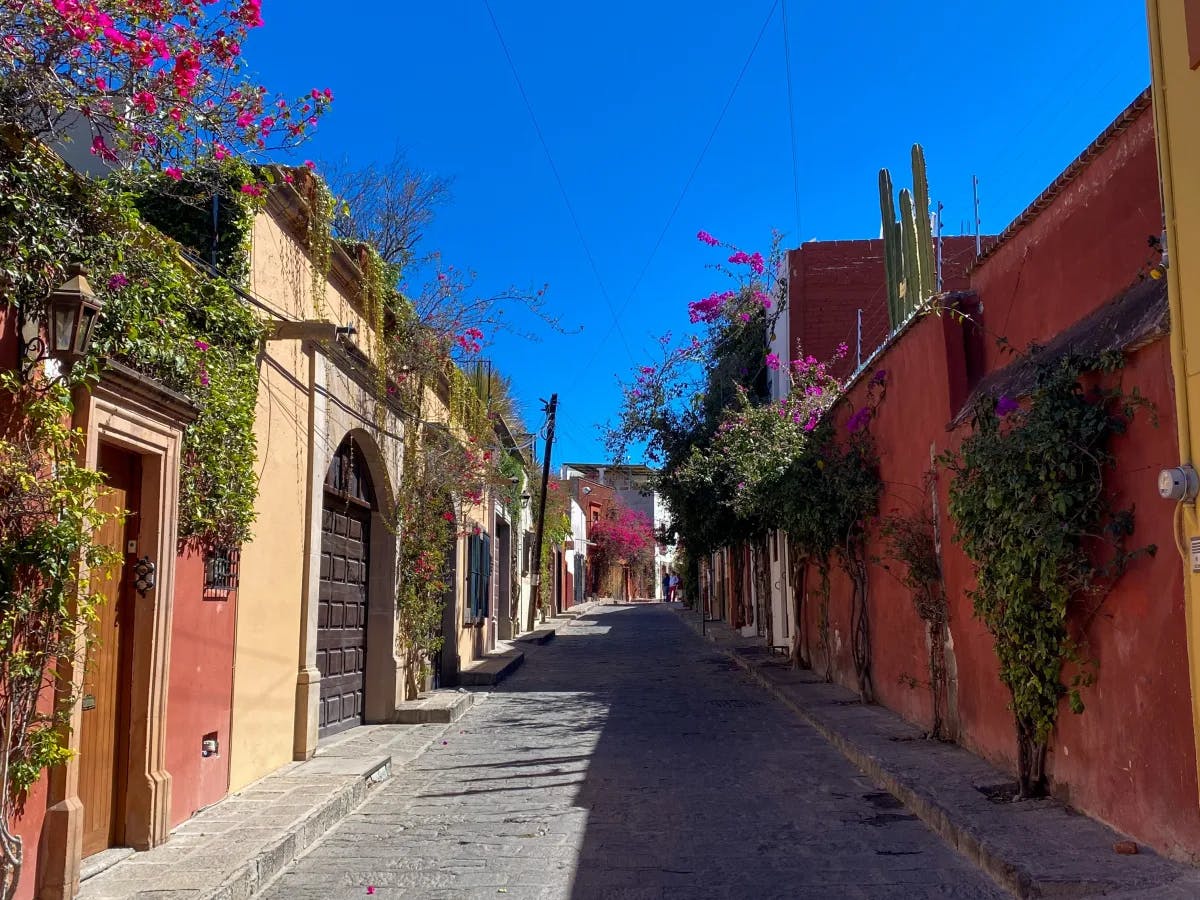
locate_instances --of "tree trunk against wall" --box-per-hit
[753,533,772,642]
[844,539,874,703]
[786,536,810,669]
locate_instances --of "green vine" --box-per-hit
[877,474,950,739]
[124,159,259,286]
[944,350,1154,796]
[0,139,263,546]
[303,171,335,319]
[0,373,119,896]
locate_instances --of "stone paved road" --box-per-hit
[263,603,1004,900]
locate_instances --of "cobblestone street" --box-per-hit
[263,603,1002,899]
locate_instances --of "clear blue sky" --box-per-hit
[246,0,1151,466]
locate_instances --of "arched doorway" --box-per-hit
[318,436,377,737]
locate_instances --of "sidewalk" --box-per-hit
[672,603,1200,899]
[75,607,602,900]
[77,720,457,900]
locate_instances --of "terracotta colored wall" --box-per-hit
[166,546,235,827]
[793,101,1200,859]
[973,110,1162,370]
[786,236,981,380]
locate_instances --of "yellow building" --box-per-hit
[228,172,506,789]
[1148,0,1200,798]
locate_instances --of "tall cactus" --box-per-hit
[879,144,937,329]
[878,168,901,327]
[899,188,920,319]
[911,144,935,301]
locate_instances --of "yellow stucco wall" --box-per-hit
[1148,0,1200,802]
[228,201,382,790]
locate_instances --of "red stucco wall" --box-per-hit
[166,546,236,827]
[794,101,1200,860]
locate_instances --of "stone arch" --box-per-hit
[294,428,401,756]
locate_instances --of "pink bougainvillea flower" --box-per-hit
[765,352,780,371]
[194,339,210,351]
[165,166,183,180]
[304,160,316,170]
[107,273,129,290]
[442,511,455,523]
[90,134,117,163]
[240,183,264,197]
[748,251,765,275]
[199,370,210,387]
[728,250,751,266]
[437,272,447,282]
[739,313,751,322]
[696,230,720,246]
[213,143,229,161]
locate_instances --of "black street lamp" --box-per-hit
[23,263,104,380]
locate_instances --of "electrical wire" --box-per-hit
[781,0,802,239]
[583,0,782,367]
[481,0,635,364]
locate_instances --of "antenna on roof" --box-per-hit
[935,201,944,291]
[973,175,982,258]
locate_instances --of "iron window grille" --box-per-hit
[203,546,240,599]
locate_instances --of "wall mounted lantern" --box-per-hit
[23,263,104,380]
[520,492,532,509]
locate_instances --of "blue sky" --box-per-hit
[246,0,1151,465]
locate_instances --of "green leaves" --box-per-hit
[944,351,1151,789]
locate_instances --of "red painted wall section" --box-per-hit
[973,109,1161,371]
[793,98,1200,860]
[785,236,981,381]
[166,546,235,828]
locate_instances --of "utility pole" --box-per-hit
[527,393,558,632]
[935,201,944,292]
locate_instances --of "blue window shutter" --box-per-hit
[481,533,492,618]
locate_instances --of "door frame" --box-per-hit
[38,364,194,900]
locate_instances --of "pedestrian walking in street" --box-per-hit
[668,571,680,602]
[661,570,670,602]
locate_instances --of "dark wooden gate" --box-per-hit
[318,437,375,738]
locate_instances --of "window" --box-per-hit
[465,532,491,623]
[203,546,239,600]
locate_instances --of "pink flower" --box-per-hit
[107,273,129,290]
[696,230,720,246]
[442,511,455,522]
[765,352,780,371]
[728,250,751,266]
[199,370,210,387]
[212,143,229,161]
[194,340,210,351]
[240,184,264,197]
[748,252,765,275]
[132,90,157,114]
[165,166,183,181]
[236,110,255,128]
[304,160,316,170]
[739,313,750,322]
[437,273,447,282]
[90,135,117,163]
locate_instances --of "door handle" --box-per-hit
[133,556,156,596]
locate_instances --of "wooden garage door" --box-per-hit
[318,438,375,738]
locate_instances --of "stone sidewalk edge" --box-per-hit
[671,605,1195,900]
[206,721,453,900]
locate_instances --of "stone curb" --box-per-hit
[673,606,1200,899]
[459,647,525,686]
[200,757,389,900]
[244,723,453,900]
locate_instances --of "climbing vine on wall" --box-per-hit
[944,350,1154,797]
[0,139,263,546]
[877,473,950,739]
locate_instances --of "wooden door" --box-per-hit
[317,438,375,738]
[79,445,140,857]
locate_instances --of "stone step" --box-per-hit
[514,627,556,645]
[76,724,449,900]
[390,689,475,724]
[458,647,524,686]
